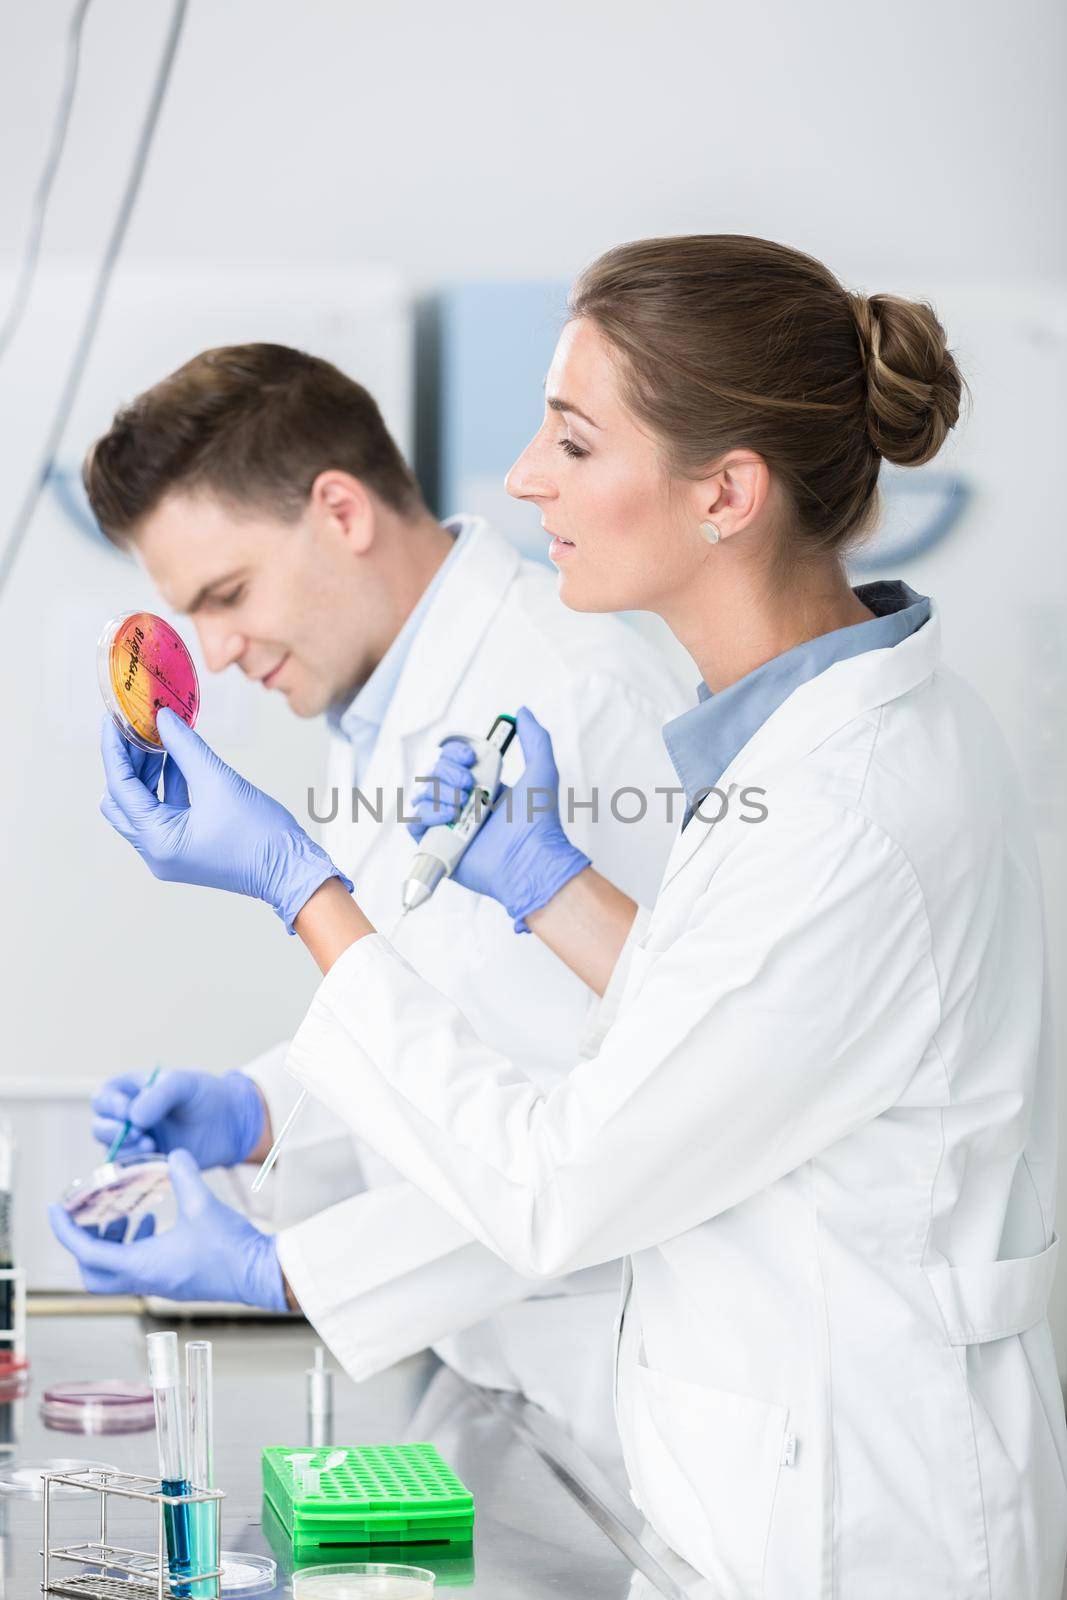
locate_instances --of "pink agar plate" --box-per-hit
[97,611,199,754]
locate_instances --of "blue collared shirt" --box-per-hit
[663,579,931,822]
[328,515,473,777]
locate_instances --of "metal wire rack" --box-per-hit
[41,1465,224,1599]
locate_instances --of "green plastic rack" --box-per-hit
[261,1443,475,1556]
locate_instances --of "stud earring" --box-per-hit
[699,521,721,545]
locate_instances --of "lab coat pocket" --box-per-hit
[628,1361,789,1600]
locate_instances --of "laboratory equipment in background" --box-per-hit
[0,1121,27,1398]
[63,1153,172,1240]
[401,714,517,914]
[0,1122,13,1362]
[306,1346,333,1449]
[40,1381,155,1436]
[98,610,200,752]
[0,1386,22,1458]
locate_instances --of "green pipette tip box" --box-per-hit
[261,1443,475,1555]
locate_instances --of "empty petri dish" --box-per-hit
[41,1380,155,1435]
[62,1154,172,1234]
[98,610,199,754]
[0,1458,115,1497]
[218,1552,278,1595]
[293,1565,435,1599]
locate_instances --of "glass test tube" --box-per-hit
[186,1340,218,1598]
[146,1331,193,1597]
[306,1345,334,1448]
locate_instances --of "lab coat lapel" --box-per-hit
[334,520,522,888]
[381,519,521,745]
[658,606,944,888]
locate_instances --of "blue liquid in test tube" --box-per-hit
[147,1332,193,1597]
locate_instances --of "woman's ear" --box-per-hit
[693,451,769,542]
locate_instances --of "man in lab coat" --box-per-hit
[78,342,687,1471]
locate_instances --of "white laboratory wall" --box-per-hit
[0,1,1064,288]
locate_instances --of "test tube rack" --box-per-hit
[0,1265,27,1378]
[41,1465,224,1600]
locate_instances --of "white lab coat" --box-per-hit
[246,517,687,1471]
[281,602,1067,1599]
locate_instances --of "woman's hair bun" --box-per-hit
[848,292,965,467]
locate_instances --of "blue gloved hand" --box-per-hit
[48,1149,287,1309]
[92,1069,265,1170]
[407,706,590,932]
[100,710,353,933]
[408,740,477,834]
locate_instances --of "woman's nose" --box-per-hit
[506,438,555,503]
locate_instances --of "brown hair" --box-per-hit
[84,343,422,543]
[570,235,967,558]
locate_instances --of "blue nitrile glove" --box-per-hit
[92,1069,265,1170]
[407,706,590,932]
[48,1149,287,1309]
[99,710,353,933]
[408,740,477,830]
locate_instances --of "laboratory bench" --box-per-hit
[0,1309,712,1600]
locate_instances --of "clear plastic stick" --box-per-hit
[249,1090,307,1194]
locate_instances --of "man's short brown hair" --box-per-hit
[84,342,423,544]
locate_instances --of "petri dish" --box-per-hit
[0,1458,114,1497]
[62,1154,172,1234]
[98,610,200,754]
[40,1380,155,1435]
[293,1565,435,1600]
[87,1548,277,1595]
[218,1552,278,1595]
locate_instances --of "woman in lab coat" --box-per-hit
[97,235,1067,1599]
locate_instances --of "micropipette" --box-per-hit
[146,1331,193,1597]
[400,714,516,915]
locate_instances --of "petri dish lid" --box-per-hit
[63,1154,172,1229]
[293,1564,435,1599]
[97,610,200,755]
[218,1552,278,1596]
[41,1380,155,1435]
[0,1458,115,1497]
